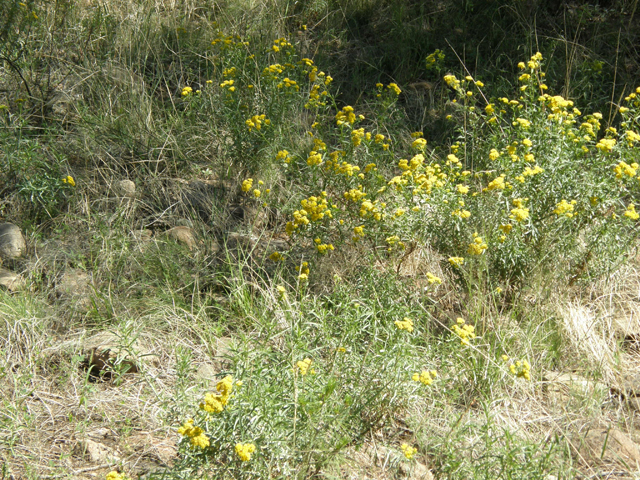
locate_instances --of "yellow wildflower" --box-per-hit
[448,256,464,267]
[62,175,76,187]
[412,369,437,385]
[624,204,639,220]
[235,443,256,461]
[296,358,313,375]
[452,318,475,346]
[178,419,210,449]
[400,443,418,460]
[394,317,414,333]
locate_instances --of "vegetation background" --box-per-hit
[1,0,640,479]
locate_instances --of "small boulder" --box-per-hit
[74,436,121,463]
[579,426,640,469]
[164,226,197,250]
[56,268,93,311]
[0,223,26,260]
[0,267,25,291]
[82,331,148,376]
[114,179,136,198]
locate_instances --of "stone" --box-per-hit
[114,179,136,198]
[124,433,177,466]
[0,267,25,291]
[544,372,609,401]
[56,268,93,310]
[195,363,218,384]
[74,437,121,463]
[81,331,148,376]
[579,426,640,469]
[164,226,197,250]
[0,223,26,260]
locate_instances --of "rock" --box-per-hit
[56,268,93,310]
[195,363,218,384]
[124,433,177,466]
[619,373,640,397]
[544,372,609,404]
[114,179,136,198]
[0,223,26,260]
[0,267,25,291]
[82,331,148,376]
[74,437,121,463]
[399,460,434,479]
[578,426,640,469]
[226,232,258,250]
[164,226,197,250]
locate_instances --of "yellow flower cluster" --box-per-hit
[301,194,331,221]
[181,86,193,96]
[62,175,76,187]
[106,472,131,480]
[448,256,464,267]
[241,178,253,192]
[263,63,285,77]
[271,37,292,52]
[452,317,475,346]
[351,128,366,146]
[412,138,427,150]
[220,79,235,92]
[277,150,291,164]
[387,83,401,95]
[246,114,270,131]
[452,208,471,219]
[296,357,313,375]
[314,238,335,254]
[625,130,640,145]
[553,199,576,217]
[510,198,529,222]
[596,138,616,152]
[307,151,323,166]
[467,233,487,255]
[509,360,531,380]
[235,443,257,462]
[485,174,506,191]
[297,261,310,281]
[444,74,461,91]
[412,369,437,385]
[614,161,638,178]
[200,375,234,414]
[335,105,356,125]
[178,419,210,448]
[624,204,639,220]
[360,199,383,220]
[401,443,418,460]
[426,273,442,285]
[269,251,283,261]
[277,77,299,92]
[394,317,414,333]
[352,225,365,241]
[344,186,366,202]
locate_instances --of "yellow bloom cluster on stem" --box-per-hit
[452,318,475,346]
[412,369,437,385]
[394,317,414,332]
[200,375,234,413]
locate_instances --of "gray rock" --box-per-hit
[0,223,26,260]
[114,179,136,198]
[56,268,93,311]
[0,267,24,291]
[164,226,197,250]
